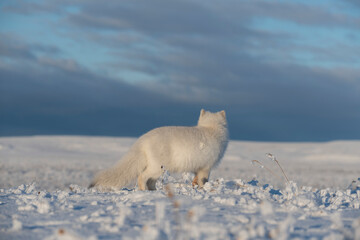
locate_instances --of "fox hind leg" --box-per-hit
[146,178,157,190]
[193,169,210,188]
[138,164,162,191]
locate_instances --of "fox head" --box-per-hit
[197,109,227,128]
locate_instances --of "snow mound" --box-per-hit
[1,177,360,239]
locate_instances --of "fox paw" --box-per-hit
[192,176,198,187]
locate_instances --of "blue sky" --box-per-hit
[1,0,359,141]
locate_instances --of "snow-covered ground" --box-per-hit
[0,136,359,239]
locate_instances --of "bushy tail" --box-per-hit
[89,148,146,190]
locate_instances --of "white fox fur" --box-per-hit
[90,109,229,191]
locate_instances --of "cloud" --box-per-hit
[1,0,69,15]
[345,0,360,8]
[53,0,360,35]
[66,1,237,35]
[230,1,359,27]
[0,34,61,61]
[55,0,360,70]
[1,1,360,141]
[1,32,359,141]
[0,34,202,136]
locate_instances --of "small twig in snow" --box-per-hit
[251,159,283,182]
[266,153,290,184]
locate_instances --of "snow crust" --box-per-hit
[0,136,359,239]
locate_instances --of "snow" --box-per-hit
[0,136,360,239]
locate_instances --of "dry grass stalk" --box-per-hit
[165,184,181,239]
[266,153,290,184]
[251,159,283,182]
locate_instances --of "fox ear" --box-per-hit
[200,109,206,117]
[220,110,226,118]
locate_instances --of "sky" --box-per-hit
[0,0,359,141]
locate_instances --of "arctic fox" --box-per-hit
[90,109,229,191]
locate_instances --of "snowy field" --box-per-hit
[0,136,359,239]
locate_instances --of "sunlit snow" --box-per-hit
[0,136,359,239]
